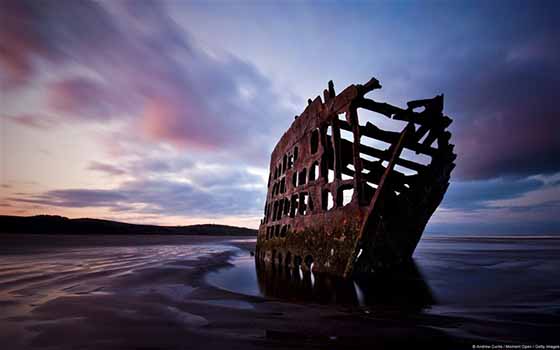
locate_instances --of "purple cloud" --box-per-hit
[0,0,118,90]
[2,0,559,234]
[3,113,57,129]
[12,177,265,218]
[47,78,119,120]
[413,6,560,180]
[14,189,128,208]
[87,162,127,176]
[448,43,560,180]
[0,0,290,162]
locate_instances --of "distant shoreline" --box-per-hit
[0,215,257,236]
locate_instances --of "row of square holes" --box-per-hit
[267,183,355,226]
[265,224,291,240]
[268,114,418,221]
[272,147,299,182]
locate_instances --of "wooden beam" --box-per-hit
[344,124,413,277]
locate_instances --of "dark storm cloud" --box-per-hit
[442,40,560,180]
[417,1,560,180]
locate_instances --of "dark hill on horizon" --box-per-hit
[0,215,257,236]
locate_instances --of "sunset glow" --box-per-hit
[1,0,559,233]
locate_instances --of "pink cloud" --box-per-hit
[3,113,57,129]
[0,2,44,90]
[1,1,287,159]
[47,77,120,120]
[140,96,225,150]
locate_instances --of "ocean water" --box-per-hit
[0,238,238,318]
[0,234,558,346]
[207,235,560,342]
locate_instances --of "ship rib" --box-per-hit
[256,77,455,278]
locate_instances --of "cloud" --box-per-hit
[423,4,560,180]
[12,153,267,219]
[12,176,265,218]
[431,174,560,234]
[449,50,560,180]
[427,220,560,235]
[0,0,118,90]
[47,78,119,120]
[2,0,559,232]
[87,162,127,176]
[3,113,57,129]
[0,0,291,161]
[15,189,128,208]
[441,177,544,210]
[485,181,560,209]
[0,1,49,89]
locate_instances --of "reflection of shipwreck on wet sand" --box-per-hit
[255,259,435,309]
[256,77,455,278]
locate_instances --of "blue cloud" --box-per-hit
[442,178,544,210]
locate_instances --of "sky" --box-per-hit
[1,0,559,234]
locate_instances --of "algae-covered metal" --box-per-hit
[256,77,455,278]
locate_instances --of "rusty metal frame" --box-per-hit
[256,77,455,277]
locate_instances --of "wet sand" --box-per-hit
[0,234,558,349]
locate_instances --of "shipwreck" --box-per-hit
[256,77,455,278]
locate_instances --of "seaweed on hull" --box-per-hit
[256,77,455,278]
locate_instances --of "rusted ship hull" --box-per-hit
[256,77,455,278]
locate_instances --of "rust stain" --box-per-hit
[256,77,455,278]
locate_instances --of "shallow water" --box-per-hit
[0,240,238,317]
[207,235,560,336]
[1,234,558,347]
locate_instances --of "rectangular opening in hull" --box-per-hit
[357,108,408,133]
[322,189,334,211]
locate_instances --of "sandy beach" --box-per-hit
[0,234,558,349]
